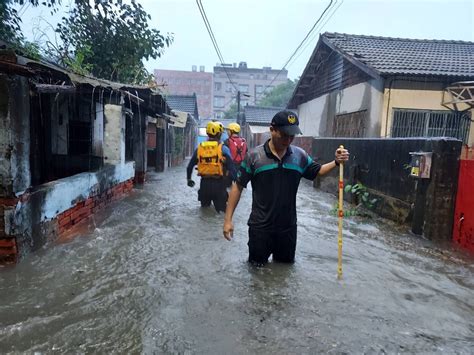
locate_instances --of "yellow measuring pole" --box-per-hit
[337,145,344,280]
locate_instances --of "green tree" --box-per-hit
[259,79,298,107]
[55,0,173,84]
[0,0,59,51]
[223,103,238,120]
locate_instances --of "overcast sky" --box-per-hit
[20,0,474,80]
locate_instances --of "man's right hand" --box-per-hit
[187,179,195,187]
[223,219,234,241]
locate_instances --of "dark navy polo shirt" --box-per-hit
[236,139,321,231]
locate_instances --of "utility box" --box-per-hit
[409,152,432,179]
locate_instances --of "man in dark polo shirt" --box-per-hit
[223,110,349,266]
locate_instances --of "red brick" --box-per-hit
[71,209,83,221]
[59,221,73,232]
[0,248,16,256]
[0,197,18,206]
[0,239,16,248]
[58,215,71,226]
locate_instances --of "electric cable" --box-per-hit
[259,0,336,98]
[196,0,239,92]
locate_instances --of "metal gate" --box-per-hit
[453,145,474,253]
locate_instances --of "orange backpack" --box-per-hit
[197,141,224,177]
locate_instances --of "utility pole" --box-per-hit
[237,90,241,125]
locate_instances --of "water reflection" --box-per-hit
[0,165,473,353]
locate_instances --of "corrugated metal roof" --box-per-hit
[323,32,474,77]
[244,105,284,125]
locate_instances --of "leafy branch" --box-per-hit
[330,182,378,217]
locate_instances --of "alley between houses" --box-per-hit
[0,163,473,353]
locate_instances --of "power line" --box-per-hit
[287,0,344,69]
[196,0,224,63]
[258,0,336,99]
[195,0,239,92]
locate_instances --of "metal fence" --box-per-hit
[391,109,471,143]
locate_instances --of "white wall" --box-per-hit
[297,80,384,137]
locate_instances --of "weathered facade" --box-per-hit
[288,33,474,144]
[0,49,172,263]
[165,94,199,165]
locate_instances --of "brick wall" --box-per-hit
[0,179,134,265]
[56,178,134,236]
[0,197,19,264]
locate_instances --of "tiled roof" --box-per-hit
[323,32,474,77]
[244,105,284,125]
[165,95,198,118]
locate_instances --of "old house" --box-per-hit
[288,33,474,144]
[0,49,171,263]
[165,94,199,161]
[286,33,474,246]
[243,105,283,148]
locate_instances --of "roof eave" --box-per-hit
[321,35,383,81]
[287,36,325,108]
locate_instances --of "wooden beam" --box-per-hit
[0,61,35,76]
[34,84,76,93]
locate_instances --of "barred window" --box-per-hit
[333,110,367,137]
[391,109,471,143]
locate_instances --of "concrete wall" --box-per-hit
[297,79,384,137]
[311,137,462,242]
[104,104,125,165]
[5,162,134,259]
[381,80,474,145]
[0,75,31,197]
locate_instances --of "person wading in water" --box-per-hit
[223,110,349,265]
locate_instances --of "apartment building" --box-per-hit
[213,62,288,119]
[154,66,213,119]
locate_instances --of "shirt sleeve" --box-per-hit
[236,152,253,188]
[186,149,198,180]
[302,155,321,180]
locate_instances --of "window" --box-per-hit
[69,121,92,155]
[255,85,264,94]
[214,82,222,91]
[239,84,249,93]
[214,96,225,108]
[391,109,471,143]
[333,110,367,137]
[226,82,233,92]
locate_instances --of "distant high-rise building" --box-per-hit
[154,67,213,119]
[155,63,288,120]
[212,62,288,119]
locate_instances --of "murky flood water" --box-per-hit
[1,163,473,353]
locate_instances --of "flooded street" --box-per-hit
[1,162,473,354]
